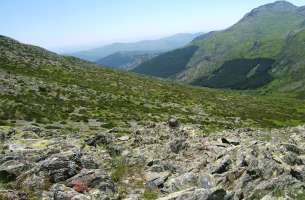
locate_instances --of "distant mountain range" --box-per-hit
[133,1,305,95]
[69,33,202,63]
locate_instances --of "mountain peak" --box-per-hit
[271,0,296,6]
[240,1,298,21]
[261,1,297,9]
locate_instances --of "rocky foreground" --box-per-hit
[0,120,304,200]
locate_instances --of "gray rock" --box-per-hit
[157,187,206,200]
[283,152,303,166]
[145,171,170,189]
[221,138,240,146]
[261,194,277,200]
[168,117,179,128]
[107,144,123,157]
[118,136,130,141]
[147,160,177,173]
[48,184,90,200]
[0,155,20,164]
[284,144,304,154]
[85,133,113,147]
[290,166,305,181]
[88,189,110,200]
[21,173,51,193]
[66,169,116,194]
[80,155,99,169]
[250,174,298,198]
[157,188,226,200]
[163,172,197,193]
[0,131,6,141]
[22,126,42,134]
[207,189,226,200]
[198,173,215,189]
[0,129,15,141]
[8,144,27,152]
[0,160,26,177]
[71,194,91,200]
[40,155,82,183]
[0,190,28,200]
[212,157,232,174]
[169,138,187,154]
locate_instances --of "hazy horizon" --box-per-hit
[1,0,304,53]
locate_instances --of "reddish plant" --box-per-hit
[73,179,89,193]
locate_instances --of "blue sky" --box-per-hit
[0,0,304,52]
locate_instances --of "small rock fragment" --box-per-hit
[168,117,179,128]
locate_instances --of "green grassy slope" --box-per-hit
[187,1,303,77]
[132,46,198,78]
[134,1,305,93]
[265,27,305,96]
[1,35,305,133]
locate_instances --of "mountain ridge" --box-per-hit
[133,1,305,95]
[70,33,202,62]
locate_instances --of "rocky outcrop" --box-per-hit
[65,169,116,194]
[123,123,305,199]
[0,123,304,199]
[40,154,82,183]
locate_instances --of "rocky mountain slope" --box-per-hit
[133,1,305,94]
[70,33,201,62]
[96,51,160,70]
[1,35,305,199]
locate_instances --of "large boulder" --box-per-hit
[0,159,28,183]
[65,169,116,194]
[39,154,82,183]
